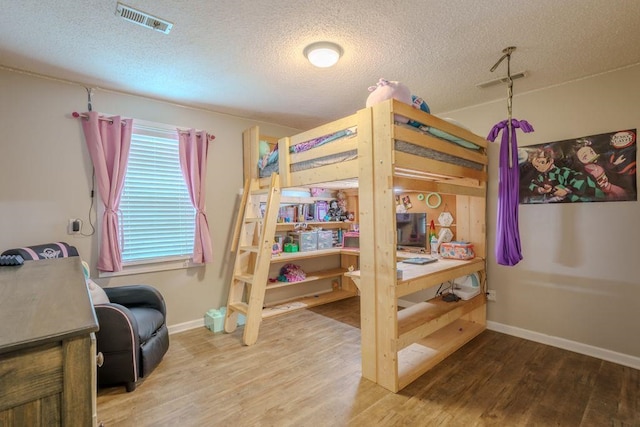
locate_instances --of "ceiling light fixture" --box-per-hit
[304,42,343,68]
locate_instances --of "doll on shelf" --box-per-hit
[324,199,347,221]
[336,191,347,213]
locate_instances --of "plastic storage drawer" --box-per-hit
[316,230,334,249]
[289,231,318,252]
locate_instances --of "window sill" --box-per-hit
[98,257,199,278]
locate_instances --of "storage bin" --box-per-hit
[204,308,224,333]
[289,230,318,252]
[317,230,334,249]
[439,241,475,260]
[205,307,244,333]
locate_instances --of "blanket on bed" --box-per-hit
[257,114,481,175]
[258,127,357,170]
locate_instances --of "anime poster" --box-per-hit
[519,129,637,204]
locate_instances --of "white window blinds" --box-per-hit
[119,123,195,264]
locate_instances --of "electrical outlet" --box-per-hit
[68,218,82,234]
[487,290,497,302]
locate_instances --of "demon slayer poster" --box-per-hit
[519,129,637,204]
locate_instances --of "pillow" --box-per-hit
[87,279,110,305]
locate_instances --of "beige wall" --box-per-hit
[3,64,639,363]
[0,68,298,329]
[443,64,640,360]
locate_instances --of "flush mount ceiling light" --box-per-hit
[304,42,343,68]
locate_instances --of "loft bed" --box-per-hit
[242,98,489,392]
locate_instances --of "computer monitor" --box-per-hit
[396,212,427,250]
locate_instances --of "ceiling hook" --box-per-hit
[85,87,95,111]
[490,46,517,73]
[489,46,518,168]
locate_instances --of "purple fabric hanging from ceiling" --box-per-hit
[487,119,534,266]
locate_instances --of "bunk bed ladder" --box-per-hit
[224,173,281,345]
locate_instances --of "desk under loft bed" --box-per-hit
[239,98,489,392]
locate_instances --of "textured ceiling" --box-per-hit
[1,0,640,129]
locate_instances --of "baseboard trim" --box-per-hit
[487,321,640,370]
[169,318,203,335]
[169,317,640,370]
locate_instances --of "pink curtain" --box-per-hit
[81,112,133,272]
[178,129,214,264]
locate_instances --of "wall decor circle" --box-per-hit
[425,192,442,209]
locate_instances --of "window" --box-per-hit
[116,121,195,270]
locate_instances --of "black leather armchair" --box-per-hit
[1,242,169,392]
[96,285,169,391]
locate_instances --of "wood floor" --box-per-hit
[97,297,640,426]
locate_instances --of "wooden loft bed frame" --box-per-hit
[244,98,487,192]
[242,98,489,392]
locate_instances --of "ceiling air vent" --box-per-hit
[476,71,528,89]
[116,3,173,34]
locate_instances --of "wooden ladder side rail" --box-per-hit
[224,178,256,336]
[224,173,281,346]
[241,174,281,345]
[230,179,251,253]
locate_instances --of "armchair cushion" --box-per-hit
[128,307,165,342]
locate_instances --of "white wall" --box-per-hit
[0,68,299,329]
[443,64,640,361]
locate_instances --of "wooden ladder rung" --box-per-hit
[244,218,263,224]
[239,245,260,253]
[250,188,270,196]
[234,274,254,284]
[228,302,249,315]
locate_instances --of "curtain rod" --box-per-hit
[72,111,119,123]
[176,129,216,141]
[72,111,215,141]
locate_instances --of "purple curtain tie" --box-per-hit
[487,119,534,266]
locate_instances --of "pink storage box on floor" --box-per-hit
[439,241,475,260]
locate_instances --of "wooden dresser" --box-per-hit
[0,257,99,426]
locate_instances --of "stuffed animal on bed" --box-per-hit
[366,78,413,123]
[366,79,431,124]
[259,140,271,158]
[410,95,430,114]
